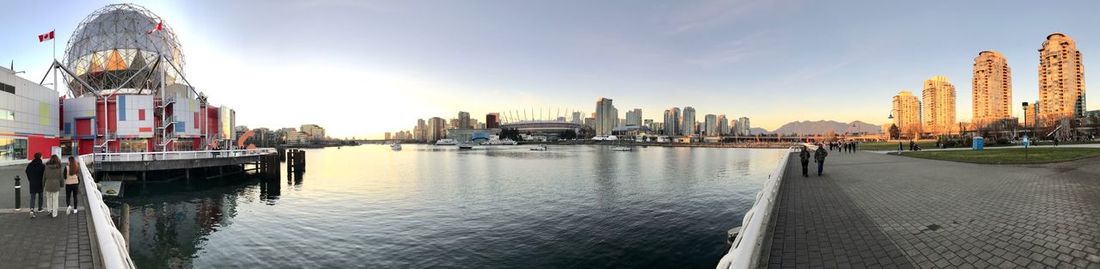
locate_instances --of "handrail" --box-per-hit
[716,145,802,269]
[77,154,136,269]
[93,148,277,162]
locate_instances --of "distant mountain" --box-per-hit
[749,127,770,135]
[771,120,882,135]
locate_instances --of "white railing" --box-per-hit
[94,148,277,162]
[77,154,136,269]
[716,146,802,269]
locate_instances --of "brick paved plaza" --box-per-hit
[766,150,1100,268]
[0,165,96,269]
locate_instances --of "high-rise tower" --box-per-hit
[892,90,922,137]
[922,76,957,134]
[972,51,1012,125]
[1038,33,1086,121]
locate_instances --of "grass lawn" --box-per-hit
[860,141,938,151]
[900,147,1100,164]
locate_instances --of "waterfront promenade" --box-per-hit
[765,150,1100,268]
[0,164,96,269]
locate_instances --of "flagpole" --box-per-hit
[52,30,58,95]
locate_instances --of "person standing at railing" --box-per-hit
[25,152,46,218]
[65,156,81,215]
[42,155,66,218]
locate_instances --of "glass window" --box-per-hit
[0,109,13,121]
[120,139,148,153]
[0,82,13,94]
[0,137,28,161]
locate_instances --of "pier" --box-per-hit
[0,148,285,268]
[719,150,1100,268]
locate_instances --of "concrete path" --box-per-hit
[0,164,96,269]
[766,150,1100,268]
[867,143,1100,154]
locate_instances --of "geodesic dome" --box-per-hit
[64,3,185,96]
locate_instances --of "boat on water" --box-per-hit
[390,143,402,150]
[611,146,633,151]
[435,139,458,146]
[529,144,548,151]
[458,143,475,150]
[483,139,518,145]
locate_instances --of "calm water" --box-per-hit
[109,144,785,268]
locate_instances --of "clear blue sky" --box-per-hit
[3,0,1099,138]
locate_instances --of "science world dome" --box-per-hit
[64,3,184,96]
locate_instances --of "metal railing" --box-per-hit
[93,148,277,162]
[77,154,136,269]
[716,146,802,269]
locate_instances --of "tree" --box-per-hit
[500,128,523,141]
[560,130,577,140]
[888,124,900,140]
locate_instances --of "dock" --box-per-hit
[719,150,1100,268]
[0,149,283,269]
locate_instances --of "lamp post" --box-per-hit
[1022,102,1030,160]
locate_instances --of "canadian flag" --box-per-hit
[37,30,54,42]
[146,22,163,34]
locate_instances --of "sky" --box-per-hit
[3,0,1100,139]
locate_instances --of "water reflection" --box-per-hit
[110,171,289,268]
[107,145,783,269]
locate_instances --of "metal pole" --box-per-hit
[13,176,21,211]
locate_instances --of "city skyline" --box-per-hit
[3,1,1100,139]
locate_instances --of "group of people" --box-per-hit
[798,144,829,177]
[23,153,81,218]
[826,141,859,153]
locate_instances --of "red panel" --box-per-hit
[26,136,60,160]
[75,119,93,136]
[107,100,117,133]
[194,112,200,130]
[139,127,152,132]
[139,109,145,120]
[78,139,94,155]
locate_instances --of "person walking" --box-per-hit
[814,144,829,176]
[64,156,80,215]
[25,152,45,218]
[42,155,66,218]
[799,146,811,177]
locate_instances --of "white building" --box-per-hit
[0,67,60,161]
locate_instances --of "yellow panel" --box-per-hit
[106,49,128,71]
[88,51,104,73]
[38,102,49,125]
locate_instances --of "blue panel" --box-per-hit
[175,121,186,132]
[64,122,72,134]
[117,96,126,121]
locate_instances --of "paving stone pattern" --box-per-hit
[766,151,1100,269]
[0,165,96,269]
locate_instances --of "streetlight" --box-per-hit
[1022,102,1030,160]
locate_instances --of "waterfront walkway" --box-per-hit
[0,165,96,269]
[766,150,1100,268]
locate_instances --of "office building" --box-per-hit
[625,108,642,126]
[681,107,696,136]
[718,114,729,135]
[704,114,718,136]
[664,107,680,136]
[458,111,471,129]
[595,98,618,136]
